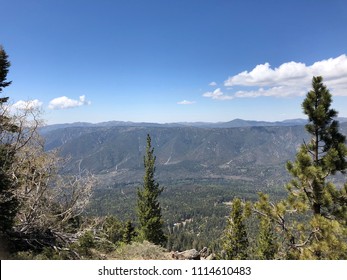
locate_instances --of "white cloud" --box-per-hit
[48,95,91,110]
[177,100,196,105]
[234,86,306,98]
[224,54,347,98]
[209,81,217,86]
[13,99,43,110]
[225,61,308,87]
[203,88,233,100]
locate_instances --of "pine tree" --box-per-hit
[287,76,347,218]
[255,216,278,259]
[0,45,15,132]
[0,45,12,94]
[136,134,167,246]
[0,46,19,233]
[238,76,347,259]
[102,216,124,244]
[222,198,249,259]
[122,220,136,244]
[285,76,347,258]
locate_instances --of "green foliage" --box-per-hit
[102,216,125,244]
[288,76,347,216]
[72,231,96,258]
[303,76,347,173]
[222,198,249,260]
[255,216,278,259]
[284,77,347,258]
[79,231,95,249]
[299,215,347,259]
[0,45,12,93]
[0,146,18,233]
[0,46,19,234]
[123,220,136,244]
[136,134,167,246]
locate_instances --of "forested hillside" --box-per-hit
[43,124,347,188]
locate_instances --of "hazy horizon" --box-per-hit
[44,116,347,127]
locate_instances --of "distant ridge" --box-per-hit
[41,117,347,133]
[204,118,308,128]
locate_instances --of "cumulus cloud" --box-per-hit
[12,99,43,110]
[234,86,306,98]
[209,81,217,86]
[223,54,347,98]
[225,61,308,87]
[177,100,196,105]
[48,95,91,110]
[203,88,233,100]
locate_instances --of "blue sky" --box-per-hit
[1,0,347,124]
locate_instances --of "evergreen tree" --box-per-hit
[0,45,12,94]
[0,46,19,233]
[222,198,249,259]
[122,220,136,244]
[0,45,15,132]
[255,216,278,259]
[286,76,347,218]
[136,134,167,246]
[287,76,347,216]
[102,216,124,244]
[284,76,347,258]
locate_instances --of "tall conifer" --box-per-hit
[255,216,278,259]
[285,76,347,258]
[136,134,166,246]
[0,46,19,233]
[287,76,347,217]
[222,198,249,259]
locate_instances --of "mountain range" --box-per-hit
[41,118,347,190]
[41,117,347,133]
[40,118,307,132]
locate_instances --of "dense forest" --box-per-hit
[1,46,347,260]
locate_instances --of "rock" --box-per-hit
[199,247,209,258]
[172,247,215,260]
[172,249,200,260]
